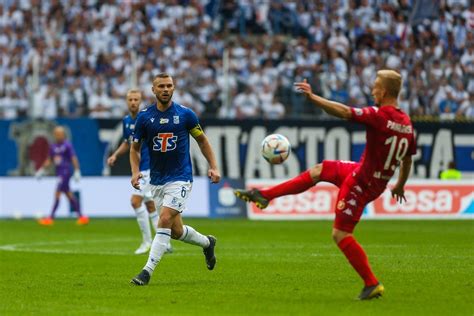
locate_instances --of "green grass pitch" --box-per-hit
[0,219,473,315]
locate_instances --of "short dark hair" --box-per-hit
[154,73,172,80]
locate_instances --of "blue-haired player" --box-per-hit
[130,73,221,285]
[107,89,171,255]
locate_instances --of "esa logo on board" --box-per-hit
[153,133,178,152]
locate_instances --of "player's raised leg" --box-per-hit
[234,164,321,208]
[171,213,216,270]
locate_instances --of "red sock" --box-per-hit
[337,236,378,287]
[260,170,315,200]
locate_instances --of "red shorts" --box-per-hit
[320,160,380,233]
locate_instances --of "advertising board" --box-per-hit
[245,179,473,220]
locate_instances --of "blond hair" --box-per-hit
[377,70,402,99]
[126,89,142,98]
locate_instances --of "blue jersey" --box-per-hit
[133,102,203,185]
[123,114,150,171]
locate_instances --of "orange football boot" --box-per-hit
[38,217,54,226]
[76,216,90,225]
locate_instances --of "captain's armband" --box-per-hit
[189,124,204,138]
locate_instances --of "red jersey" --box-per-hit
[350,105,416,191]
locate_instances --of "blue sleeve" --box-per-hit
[122,118,129,143]
[186,108,204,137]
[133,112,146,143]
[186,108,199,129]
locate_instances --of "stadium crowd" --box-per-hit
[0,0,473,120]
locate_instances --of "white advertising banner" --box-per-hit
[0,177,209,218]
[246,179,474,220]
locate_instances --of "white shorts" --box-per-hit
[150,181,192,213]
[132,169,153,202]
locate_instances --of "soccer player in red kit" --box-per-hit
[235,70,416,300]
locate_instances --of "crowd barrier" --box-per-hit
[0,177,471,220]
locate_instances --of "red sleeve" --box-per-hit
[408,132,417,156]
[350,106,379,127]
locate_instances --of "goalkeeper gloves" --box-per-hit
[74,170,81,182]
[35,168,45,179]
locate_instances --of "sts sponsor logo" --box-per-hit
[153,133,178,152]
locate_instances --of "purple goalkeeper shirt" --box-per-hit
[50,141,76,176]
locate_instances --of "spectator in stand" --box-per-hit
[0,0,471,120]
[233,85,260,119]
[328,27,350,57]
[457,92,474,118]
[262,95,286,120]
[89,85,113,119]
[440,161,462,180]
[173,88,205,117]
[59,79,86,118]
[463,3,474,31]
[330,79,350,105]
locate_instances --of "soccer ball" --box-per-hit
[261,134,291,164]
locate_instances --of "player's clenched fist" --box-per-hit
[208,168,221,184]
[107,155,117,166]
[131,172,143,189]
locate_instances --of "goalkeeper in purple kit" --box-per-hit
[37,126,89,225]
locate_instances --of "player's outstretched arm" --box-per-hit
[107,142,130,166]
[193,134,221,183]
[391,155,412,203]
[294,79,352,120]
[129,141,142,189]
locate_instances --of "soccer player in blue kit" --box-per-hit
[130,73,221,285]
[107,89,171,255]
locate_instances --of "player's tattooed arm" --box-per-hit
[294,79,352,120]
[391,155,412,203]
[193,133,221,184]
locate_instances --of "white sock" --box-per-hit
[148,211,159,233]
[134,206,152,244]
[144,228,171,274]
[179,225,210,248]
